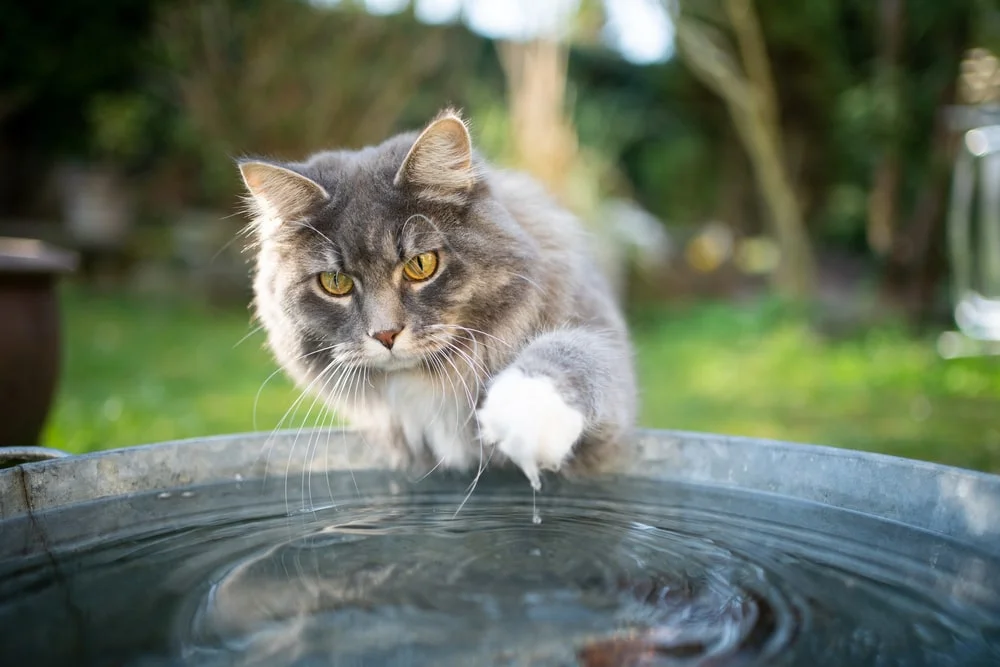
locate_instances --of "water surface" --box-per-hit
[1,470,998,666]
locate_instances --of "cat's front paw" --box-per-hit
[477,368,585,490]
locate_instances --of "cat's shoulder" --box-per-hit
[484,169,586,243]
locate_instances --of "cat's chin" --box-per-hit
[371,355,423,373]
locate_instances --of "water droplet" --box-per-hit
[156,492,171,499]
[529,548,541,557]
[181,491,194,498]
[531,487,540,524]
[234,474,243,482]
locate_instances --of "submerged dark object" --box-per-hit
[0,429,998,666]
[0,237,76,447]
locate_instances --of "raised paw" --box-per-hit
[476,368,585,490]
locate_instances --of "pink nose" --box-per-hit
[371,328,402,350]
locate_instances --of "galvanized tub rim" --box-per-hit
[2,428,998,554]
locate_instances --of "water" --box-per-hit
[1,470,998,666]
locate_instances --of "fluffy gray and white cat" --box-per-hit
[239,109,636,489]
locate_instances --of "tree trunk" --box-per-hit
[878,8,969,322]
[673,0,816,299]
[498,39,577,202]
[879,83,958,320]
[867,0,905,257]
[718,133,751,233]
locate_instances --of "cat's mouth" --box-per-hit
[362,342,435,372]
[353,329,464,374]
[373,356,423,372]
[374,337,457,373]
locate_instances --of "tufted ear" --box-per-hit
[394,110,477,204]
[238,161,329,234]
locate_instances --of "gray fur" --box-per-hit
[240,110,637,476]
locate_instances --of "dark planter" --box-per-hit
[0,237,77,447]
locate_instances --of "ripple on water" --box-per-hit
[0,473,998,667]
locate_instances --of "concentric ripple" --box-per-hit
[1,472,998,667]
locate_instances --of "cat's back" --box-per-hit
[485,168,624,333]
[486,169,583,254]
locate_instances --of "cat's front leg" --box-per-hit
[476,328,634,489]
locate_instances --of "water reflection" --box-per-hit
[0,473,998,666]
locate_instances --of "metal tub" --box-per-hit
[1,429,998,666]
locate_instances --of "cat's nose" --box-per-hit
[371,328,402,350]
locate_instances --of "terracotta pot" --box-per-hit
[0,237,77,447]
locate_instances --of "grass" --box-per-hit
[43,287,1000,473]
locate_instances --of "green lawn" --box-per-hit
[44,288,1000,473]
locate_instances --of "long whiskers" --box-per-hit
[405,353,457,483]
[257,353,341,485]
[256,323,512,518]
[233,323,266,349]
[425,323,513,349]
[288,355,358,514]
[253,342,363,514]
[419,327,505,515]
[301,350,365,512]
[299,350,368,512]
[424,332,494,428]
[453,439,497,518]
[252,342,340,430]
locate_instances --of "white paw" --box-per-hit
[477,369,585,490]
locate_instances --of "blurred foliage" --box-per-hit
[1,0,999,304]
[13,0,999,467]
[45,287,1000,473]
[0,0,167,156]
[154,0,504,205]
[87,92,162,166]
[632,300,1000,472]
[4,0,997,246]
[610,1,986,242]
[44,287,297,452]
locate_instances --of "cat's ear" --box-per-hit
[394,110,477,204]
[238,161,329,234]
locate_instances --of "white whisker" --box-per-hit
[252,343,339,431]
[453,441,497,518]
[425,323,513,349]
[258,353,341,492]
[233,323,265,349]
[511,272,545,295]
[289,359,350,513]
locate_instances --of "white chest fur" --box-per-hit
[383,371,477,469]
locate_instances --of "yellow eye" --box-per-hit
[318,271,354,296]
[402,251,439,281]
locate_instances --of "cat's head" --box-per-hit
[239,110,537,378]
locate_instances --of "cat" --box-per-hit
[239,109,636,489]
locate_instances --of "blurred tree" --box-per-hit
[499,38,577,201]
[646,0,995,315]
[156,0,492,205]
[872,4,964,319]
[0,0,170,215]
[670,0,816,299]
[5,0,995,314]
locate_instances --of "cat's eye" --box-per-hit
[318,271,354,296]
[402,251,439,282]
